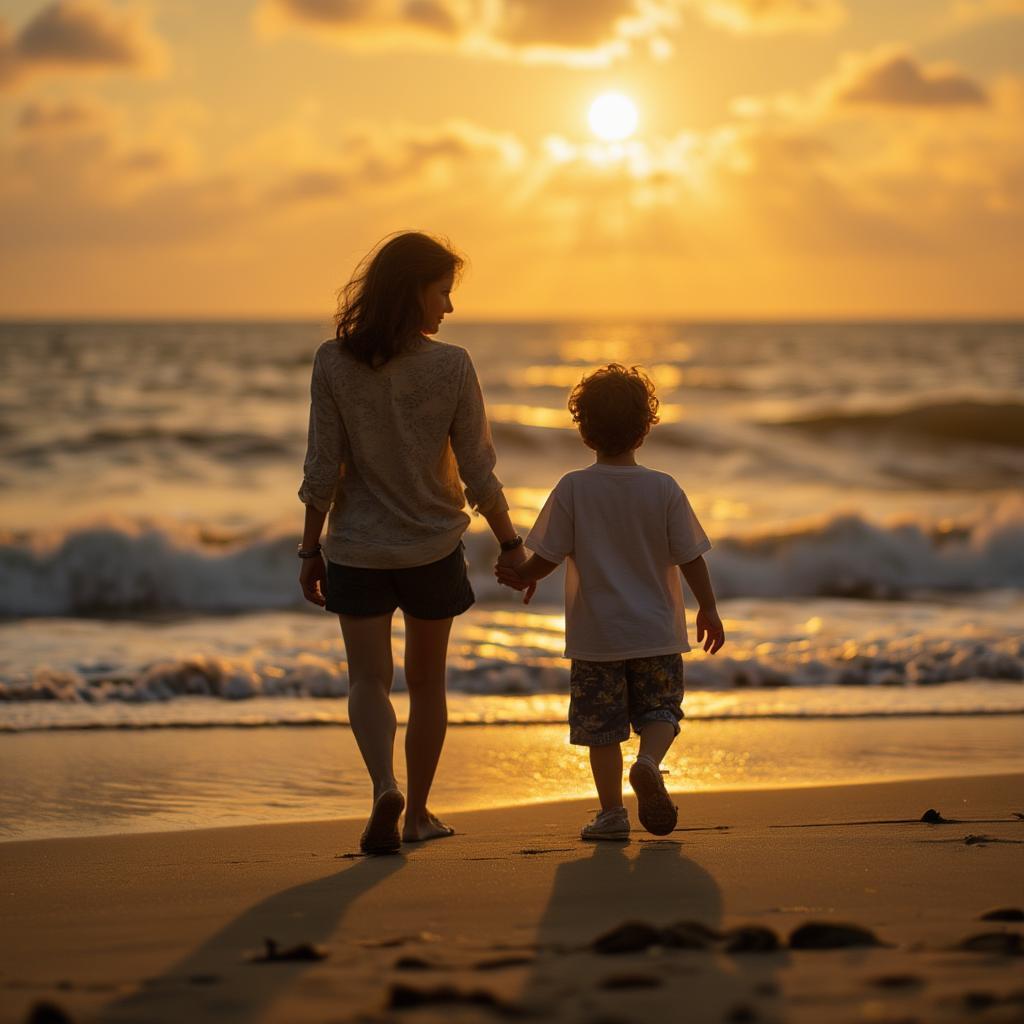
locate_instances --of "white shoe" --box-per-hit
[580,806,630,841]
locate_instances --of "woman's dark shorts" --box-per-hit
[569,653,685,746]
[325,543,475,620]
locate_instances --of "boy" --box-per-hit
[495,364,725,840]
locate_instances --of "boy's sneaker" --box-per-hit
[629,757,678,836]
[580,806,630,841]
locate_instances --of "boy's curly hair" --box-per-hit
[568,364,660,456]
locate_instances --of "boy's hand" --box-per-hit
[696,606,725,654]
[494,563,537,605]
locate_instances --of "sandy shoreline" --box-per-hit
[2,773,1023,1024]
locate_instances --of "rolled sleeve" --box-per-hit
[449,350,506,513]
[298,348,347,514]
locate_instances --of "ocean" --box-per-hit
[1,320,1022,839]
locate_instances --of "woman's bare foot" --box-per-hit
[359,788,405,855]
[402,810,456,843]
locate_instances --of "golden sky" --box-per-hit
[1,0,1022,318]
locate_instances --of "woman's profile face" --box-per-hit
[419,271,455,335]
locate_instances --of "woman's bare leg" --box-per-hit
[339,613,399,800]
[402,613,454,841]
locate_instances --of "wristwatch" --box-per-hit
[499,535,524,552]
[297,544,322,559]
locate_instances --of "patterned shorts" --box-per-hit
[569,653,685,746]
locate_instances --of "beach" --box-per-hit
[2,772,1022,1024]
[1,320,1022,1021]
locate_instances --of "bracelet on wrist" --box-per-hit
[499,535,524,552]
[297,544,322,559]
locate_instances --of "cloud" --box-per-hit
[950,0,1024,24]
[258,0,679,64]
[493,0,637,47]
[829,47,988,107]
[689,0,846,34]
[17,96,104,132]
[265,120,524,206]
[0,0,167,90]
[258,0,468,43]
[258,0,848,58]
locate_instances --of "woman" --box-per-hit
[297,231,531,854]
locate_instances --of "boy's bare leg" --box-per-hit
[589,743,624,811]
[637,721,676,766]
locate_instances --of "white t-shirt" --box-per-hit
[526,464,711,662]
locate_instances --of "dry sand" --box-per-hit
[2,773,1023,1024]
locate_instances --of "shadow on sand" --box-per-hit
[98,853,405,1024]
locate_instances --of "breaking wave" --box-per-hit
[776,401,1024,448]
[2,500,1023,617]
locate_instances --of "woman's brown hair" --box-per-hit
[336,231,464,368]
[568,364,660,456]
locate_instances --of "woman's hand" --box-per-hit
[299,554,327,607]
[494,546,536,604]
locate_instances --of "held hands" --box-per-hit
[494,545,536,605]
[696,605,726,654]
[299,554,327,607]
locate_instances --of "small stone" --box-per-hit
[26,1004,73,1024]
[249,938,328,963]
[920,808,949,824]
[593,921,664,954]
[959,932,1023,955]
[962,991,998,1010]
[660,920,719,949]
[473,955,535,971]
[869,974,925,989]
[723,926,781,953]
[725,1004,758,1023]
[980,908,1024,921]
[599,973,662,989]
[386,984,503,1010]
[393,956,435,970]
[789,922,883,949]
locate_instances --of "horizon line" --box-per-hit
[2,313,1023,325]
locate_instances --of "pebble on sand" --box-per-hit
[959,932,1023,955]
[661,920,719,950]
[788,922,884,949]
[592,921,665,954]
[599,973,663,989]
[387,983,508,1010]
[980,908,1024,921]
[723,926,781,954]
[248,938,328,963]
[25,1004,74,1024]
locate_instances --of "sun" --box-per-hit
[588,92,639,142]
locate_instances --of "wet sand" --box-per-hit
[2,773,1023,1024]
